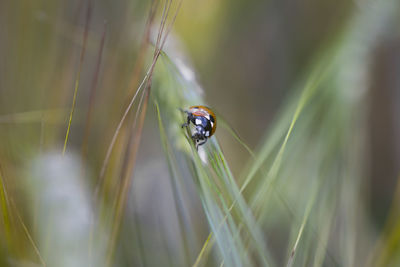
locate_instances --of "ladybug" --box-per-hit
[181,106,217,149]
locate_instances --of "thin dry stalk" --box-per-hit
[62,0,92,156]
[81,21,107,160]
[100,1,183,265]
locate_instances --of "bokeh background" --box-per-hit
[0,0,399,266]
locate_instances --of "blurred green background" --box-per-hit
[0,0,399,266]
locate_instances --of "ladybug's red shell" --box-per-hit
[188,106,217,136]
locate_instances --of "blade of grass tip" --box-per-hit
[81,20,107,160]
[62,0,91,156]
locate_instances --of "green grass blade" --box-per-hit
[153,46,276,266]
[62,1,91,156]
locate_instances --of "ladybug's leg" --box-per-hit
[181,118,190,128]
[178,108,189,128]
[182,114,192,128]
[196,138,208,149]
